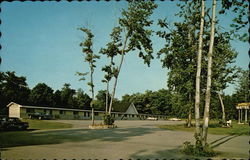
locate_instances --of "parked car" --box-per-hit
[0,117,29,131]
[146,117,158,121]
[169,118,181,121]
[28,112,53,120]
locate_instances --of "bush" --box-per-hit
[182,141,216,157]
[103,114,115,125]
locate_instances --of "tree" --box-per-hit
[157,0,243,152]
[77,27,100,125]
[194,0,205,142]
[95,90,111,111]
[0,71,30,114]
[60,83,77,108]
[201,0,216,147]
[29,83,54,107]
[211,32,239,122]
[234,69,250,102]
[106,1,157,115]
[157,1,204,128]
[53,90,62,107]
[76,88,91,110]
[100,26,121,113]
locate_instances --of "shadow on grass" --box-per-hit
[1,127,160,148]
[210,135,239,149]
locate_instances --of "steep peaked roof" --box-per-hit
[124,103,138,115]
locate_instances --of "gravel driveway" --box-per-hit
[1,120,249,159]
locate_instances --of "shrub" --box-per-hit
[103,114,115,125]
[182,141,216,157]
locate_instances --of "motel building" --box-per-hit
[7,102,167,120]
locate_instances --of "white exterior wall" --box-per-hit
[9,103,21,118]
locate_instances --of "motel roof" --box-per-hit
[7,102,167,117]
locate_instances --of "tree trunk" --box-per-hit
[202,0,216,147]
[108,34,129,114]
[187,93,192,127]
[187,23,193,128]
[194,0,205,143]
[218,92,225,122]
[90,69,95,125]
[105,81,109,113]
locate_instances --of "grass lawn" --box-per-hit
[22,119,73,130]
[1,119,73,148]
[159,120,249,135]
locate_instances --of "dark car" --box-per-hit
[0,117,29,131]
[28,112,53,120]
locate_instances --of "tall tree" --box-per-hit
[29,83,54,107]
[157,1,204,128]
[234,69,250,102]
[60,83,77,108]
[194,0,205,144]
[100,26,121,113]
[53,90,62,107]
[105,1,157,115]
[77,28,100,125]
[211,31,239,122]
[0,71,30,114]
[76,88,91,110]
[202,0,217,147]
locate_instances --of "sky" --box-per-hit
[0,1,249,99]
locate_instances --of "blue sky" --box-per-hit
[1,1,248,99]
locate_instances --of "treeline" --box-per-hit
[0,71,91,114]
[1,70,248,119]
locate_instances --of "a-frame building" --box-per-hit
[121,103,139,120]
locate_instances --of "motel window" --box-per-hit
[87,112,90,117]
[50,110,53,114]
[73,111,79,115]
[124,114,127,117]
[26,108,35,113]
[84,112,86,117]
[132,115,134,118]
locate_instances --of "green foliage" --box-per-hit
[234,69,249,102]
[0,71,30,114]
[60,83,75,107]
[157,0,240,122]
[76,88,91,110]
[182,141,216,157]
[29,83,54,107]
[219,0,249,42]
[103,114,115,125]
[77,27,99,100]
[119,1,158,66]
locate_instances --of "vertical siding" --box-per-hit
[9,104,20,118]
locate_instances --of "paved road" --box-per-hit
[1,120,249,159]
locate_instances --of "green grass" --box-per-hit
[22,119,73,130]
[159,121,249,135]
[1,119,73,148]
